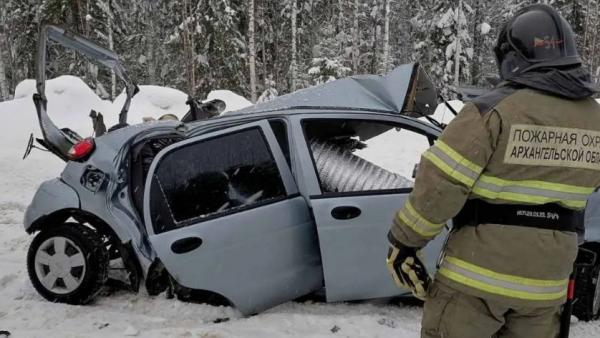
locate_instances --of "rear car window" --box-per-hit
[303,119,430,195]
[150,127,286,233]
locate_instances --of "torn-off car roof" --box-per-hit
[231,63,437,118]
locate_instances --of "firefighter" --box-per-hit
[386,4,600,338]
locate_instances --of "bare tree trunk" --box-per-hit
[248,0,257,102]
[0,47,8,100]
[0,7,9,100]
[591,1,600,81]
[261,3,268,89]
[370,0,380,74]
[470,0,483,85]
[453,0,462,87]
[380,0,390,73]
[182,0,196,96]
[352,0,359,73]
[290,0,298,92]
[145,2,156,84]
[583,0,591,56]
[107,0,116,99]
[337,0,344,55]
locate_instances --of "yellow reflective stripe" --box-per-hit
[423,140,592,209]
[405,201,444,231]
[478,175,595,195]
[398,211,440,237]
[472,175,594,209]
[444,257,567,287]
[438,268,567,301]
[471,188,586,209]
[423,151,476,187]
[396,201,444,237]
[439,256,568,301]
[435,140,483,174]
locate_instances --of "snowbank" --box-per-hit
[10,76,252,134]
[430,99,463,124]
[111,85,189,126]
[13,76,111,137]
[206,89,253,113]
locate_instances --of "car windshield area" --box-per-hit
[149,127,287,233]
[303,119,431,195]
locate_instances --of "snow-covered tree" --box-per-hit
[308,58,352,85]
[0,0,598,102]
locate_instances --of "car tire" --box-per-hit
[27,223,109,304]
[573,243,600,321]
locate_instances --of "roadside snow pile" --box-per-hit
[206,89,253,113]
[14,76,110,137]
[112,85,189,126]
[9,76,252,134]
[430,99,463,124]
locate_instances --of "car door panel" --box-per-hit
[293,115,446,302]
[311,193,448,302]
[149,195,322,314]
[144,121,323,315]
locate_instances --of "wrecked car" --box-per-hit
[23,26,600,320]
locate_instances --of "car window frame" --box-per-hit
[143,120,298,235]
[300,116,434,198]
[268,118,293,170]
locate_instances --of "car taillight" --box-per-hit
[68,138,95,160]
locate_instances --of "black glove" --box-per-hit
[386,231,431,300]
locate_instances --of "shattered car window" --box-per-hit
[150,127,286,233]
[303,119,430,194]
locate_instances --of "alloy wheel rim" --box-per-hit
[34,236,86,294]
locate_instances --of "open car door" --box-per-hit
[143,121,323,315]
[300,116,448,302]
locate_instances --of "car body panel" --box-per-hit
[34,25,138,160]
[142,121,323,315]
[287,113,443,301]
[309,193,450,302]
[24,178,80,231]
[232,63,437,118]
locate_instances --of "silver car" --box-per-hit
[23,26,600,320]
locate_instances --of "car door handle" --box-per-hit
[331,206,362,220]
[171,237,203,254]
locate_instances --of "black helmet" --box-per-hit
[494,4,582,79]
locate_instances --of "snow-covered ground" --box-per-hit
[0,78,599,337]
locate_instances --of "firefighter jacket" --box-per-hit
[390,84,600,307]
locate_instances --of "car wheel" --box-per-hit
[574,244,600,321]
[27,223,109,304]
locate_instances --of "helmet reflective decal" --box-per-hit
[533,37,564,49]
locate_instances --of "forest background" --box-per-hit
[1,0,598,103]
